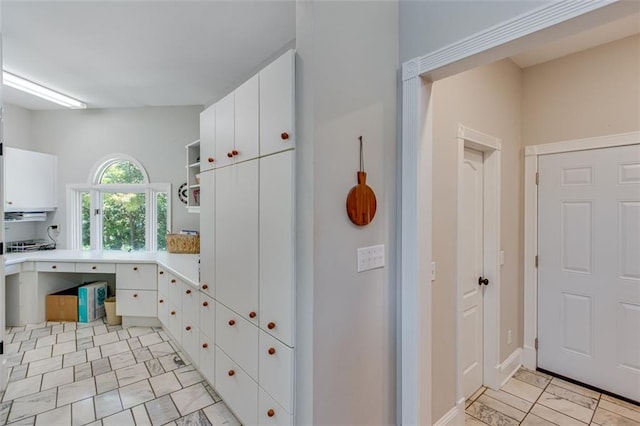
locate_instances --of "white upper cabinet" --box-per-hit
[5,147,57,212]
[200,105,216,172]
[234,74,260,163]
[259,49,295,156]
[215,92,235,169]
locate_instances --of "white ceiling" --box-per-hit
[2,1,295,110]
[511,12,640,68]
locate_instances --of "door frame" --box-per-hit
[399,1,635,424]
[456,126,502,412]
[522,131,640,369]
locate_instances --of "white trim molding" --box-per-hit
[523,131,640,370]
[433,398,465,426]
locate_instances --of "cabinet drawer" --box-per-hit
[259,387,294,425]
[168,275,182,307]
[158,293,169,327]
[116,264,157,290]
[75,262,116,274]
[215,346,258,426]
[216,302,259,380]
[36,262,75,273]
[199,331,215,387]
[259,331,294,413]
[182,321,200,367]
[168,303,182,345]
[116,290,157,317]
[158,268,169,296]
[200,293,215,340]
[182,282,199,324]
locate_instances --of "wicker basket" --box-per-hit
[166,234,200,254]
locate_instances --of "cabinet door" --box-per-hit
[168,304,182,345]
[199,171,215,299]
[157,269,169,297]
[199,292,215,340]
[199,331,215,386]
[259,151,294,346]
[259,50,294,156]
[215,301,259,381]
[215,346,258,426]
[234,74,259,163]
[215,160,259,322]
[200,105,216,172]
[168,275,182,307]
[116,290,157,317]
[258,387,294,426]
[215,92,235,168]
[5,147,57,211]
[158,293,169,327]
[182,321,200,367]
[116,264,157,290]
[259,330,294,413]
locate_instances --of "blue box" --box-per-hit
[78,281,107,323]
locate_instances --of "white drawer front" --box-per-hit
[216,302,258,380]
[182,321,200,367]
[36,262,75,273]
[259,330,294,413]
[158,293,169,327]
[116,264,157,290]
[182,282,199,324]
[75,262,116,274]
[116,290,157,317]
[258,387,294,426]
[215,346,258,426]
[199,331,215,386]
[168,275,182,308]
[168,303,182,345]
[200,293,215,340]
[158,269,169,296]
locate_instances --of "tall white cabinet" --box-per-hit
[198,49,295,425]
[4,147,57,212]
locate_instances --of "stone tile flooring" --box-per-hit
[1,320,241,425]
[466,368,640,425]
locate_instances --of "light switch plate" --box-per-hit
[357,244,385,272]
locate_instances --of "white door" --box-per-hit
[538,144,640,402]
[461,147,485,398]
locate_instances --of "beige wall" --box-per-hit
[523,34,640,145]
[431,59,524,420]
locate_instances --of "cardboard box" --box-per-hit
[78,281,107,323]
[46,287,79,322]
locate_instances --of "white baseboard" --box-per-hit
[522,345,537,370]
[497,348,522,388]
[433,398,465,426]
[122,316,161,328]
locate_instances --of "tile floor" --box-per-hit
[466,368,640,425]
[1,319,241,425]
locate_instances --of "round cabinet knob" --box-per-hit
[202,284,208,290]
[133,267,138,271]
[52,265,57,269]
[202,301,209,307]
[208,157,215,163]
[185,326,191,331]
[171,279,176,284]
[228,370,235,377]
[171,311,176,315]
[186,289,192,295]
[228,319,235,326]
[7,201,13,205]
[159,271,164,275]
[133,294,138,298]
[281,132,289,140]
[202,343,208,348]
[268,347,276,355]
[267,409,275,418]
[227,152,233,158]
[159,299,164,304]
[249,312,256,319]
[267,322,276,330]
[232,150,238,156]
[92,266,97,270]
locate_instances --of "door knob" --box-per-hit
[478,277,489,286]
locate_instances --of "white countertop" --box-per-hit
[4,250,200,287]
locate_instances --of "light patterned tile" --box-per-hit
[502,378,545,403]
[145,359,165,377]
[117,329,131,341]
[150,372,182,397]
[101,341,130,358]
[520,413,556,425]
[93,332,119,347]
[477,394,527,422]
[203,383,222,403]
[139,333,163,347]
[87,347,102,362]
[3,375,43,402]
[174,366,203,388]
[6,415,35,425]
[95,389,123,419]
[95,371,118,395]
[12,331,31,343]
[52,341,77,357]
[76,327,95,339]
[465,414,490,425]
[41,367,74,390]
[10,365,28,382]
[50,325,64,335]
[63,350,87,368]
[483,388,533,413]
[6,353,24,368]
[128,327,153,338]
[148,342,175,358]
[598,399,640,422]
[35,335,56,349]
[19,339,37,353]
[21,347,52,364]
[72,397,95,426]
[203,403,240,426]
[133,347,154,363]
[102,409,135,426]
[93,325,108,336]
[601,394,640,413]
[546,383,598,409]
[75,362,93,380]
[34,404,70,426]
[531,403,588,425]
[537,391,594,423]
[92,358,112,377]
[6,343,21,355]
[592,406,639,425]
[119,379,155,409]
[27,356,62,377]
[171,383,214,416]
[550,377,601,400]
[146,395,180,425]
[63,323,77,332]
[0,401,11,425]
[514,369,551,389]
[77,337,95,351]
[175,409,212,426]
[56,331,76,343]
[131,404,152,425]
[7,388,57,423]
[56,377,96,407]
[116,363,150,387]
[109,351,136,370]
[159,354,186,372]
[466,401,520,426]
[127,338,142,351]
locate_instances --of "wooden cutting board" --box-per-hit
[346,171,377,226]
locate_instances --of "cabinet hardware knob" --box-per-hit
[208,157,215,163]
[133,267,138,271]
[228,370,235,377]
[228,319,235,326]
[159,299,164,303]
[92,266,97,270]
[186,289,192,295]
[267,409,275,417]
[478,276,489,286]
[232,150,238,156]
[133,294,138,298]
[202,343,208,348]
[7,201,12,205]
[281,132,289,140]
[202,284,208,290]
[202,301,208,307]
[171,311,176,315]
[171,279,176,284]
[268,347,276,355]
[249,312,256,318]
[186,326,191,331]
[227,152,233,158]
[267,322,276,330]
[52,265,57,269]
[159,271,164,275]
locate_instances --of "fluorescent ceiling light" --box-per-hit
[3,71,87,109]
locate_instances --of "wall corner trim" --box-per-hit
[433,398,466,426]
[497,348,523,388]
[402,58,421,81]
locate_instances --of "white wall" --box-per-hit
[296,1,398,424]
[28,106,201,248]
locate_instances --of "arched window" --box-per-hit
[68,154,170,252]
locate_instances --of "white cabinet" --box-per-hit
[182,282,199,325]
[168,304,183,345]
[182,321,200,367]
[234,74,259,163]
[215,159,259,322]
[215,346,258,426]
[200,331,215,386]
[200,292,215,340]
[158,293,169,327]
[75,263,116,274]
[258,330,294,413]
[259,50,295,156]
[116,289,157,317]
[5,147,57,212]
[216,301,259,381]
[116,264,157,291]
[199,171,215,299]
[258,387,294,426]
[259,151,295,346]
[200,105,216,172]
[215,92,235,168]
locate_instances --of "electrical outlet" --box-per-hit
[357,244,385,272]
